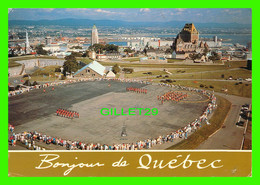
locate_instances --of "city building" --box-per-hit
[203,36,222,48]
[91,25,99,45]
[25,30,30,54]
[96,54,107,61]
[172,51,186,59]
[88,51,97,60]
[127,37,172,50]
[173,23,200,52]
[45,36,52,45]
[106,52,122,60]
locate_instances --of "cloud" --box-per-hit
[39,8,55,12]
[176,8,186,12]
[65,8,90,12]
[170,8,187,15]
[222,9,242,15]
[140,8,151,13]
[94,9,125,15]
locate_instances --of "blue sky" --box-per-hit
[8,8,251,24]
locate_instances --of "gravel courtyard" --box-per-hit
[9,81,208,147]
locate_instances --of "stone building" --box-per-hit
[74,61,106,78]
[173,23,200,52]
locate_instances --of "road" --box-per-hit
[197,92,251,150]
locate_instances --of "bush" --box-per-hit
[200,84,204,88]
[209,85,214,89]
[23,80,31,86]
[112,64,121,74]
[122,68,133,74]
[61,75,66,80]
[165,75,169,78]
[32,81,39,86]
[55,68,61,72]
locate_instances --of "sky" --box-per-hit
[8,8,252,24]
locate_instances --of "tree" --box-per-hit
[32,81,39,86]
[63,54,80,76]
[189,53,201,61]
[23,80,31,86]
[71,46,82,49]
[143,48,147,56]
[165,48,173,54]
[203,47,209,56]
[88,44,105,53]
[124,48,133,54]
[35,44,48,55]
[208,51,221,61]
[104,44,118,53]
[82,50,90,57]
[122,68,134,74]
[70,51,82,57]
[112,64,120,74]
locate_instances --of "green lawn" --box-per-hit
[8,55,58,62]
[76,57,93,64]
[124,70,168,78]
[23,76,60,82]
[8,55,59,68]
[28,65,61,77]
[166,68,251,80]
[8,61,22,67]
[153,79,251,98]
[122,57,140,62]
[167,58,185,63]
[23,65,62,82]
[97,60,248,69]
[167,95,232,149]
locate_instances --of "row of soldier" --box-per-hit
[157,91,188,104]
[56,108,79,119]
[126,87,147,94]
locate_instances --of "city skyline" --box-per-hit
[8,8,251,24]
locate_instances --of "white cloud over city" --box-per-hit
[8,8,251,24]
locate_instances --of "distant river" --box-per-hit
[109,42,128,46]
[156,33,252,46]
